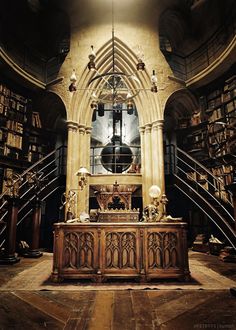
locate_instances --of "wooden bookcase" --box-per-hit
[176,73,236,194]
[0,81,55,195]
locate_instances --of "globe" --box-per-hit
[101,143,133,173]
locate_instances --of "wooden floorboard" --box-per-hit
[64,291,96,330]
[0,292,63,330]
[162,291,236,330]
[0,252,236,329]
[149,290,216,327]
[87,291,114,330]
[113,291,136,330]
[131,290,160,330]
[13,291,71,324]
[0,290,235,329]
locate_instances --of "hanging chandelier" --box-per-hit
[68,0,158,110]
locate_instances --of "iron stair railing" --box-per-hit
[165,144,236,249]
[0,145,67,249]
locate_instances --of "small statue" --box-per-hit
[60,190,77,221]
[142,203,159,222]
[5,173,23,198]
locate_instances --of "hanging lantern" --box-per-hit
[137,58,145,71]
[69,69,77,92]
[88,45,96,71]
[151,70,158,93]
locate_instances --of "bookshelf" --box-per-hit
[0,81,55,195]
[176,73,236,197]
[176,121,208,161]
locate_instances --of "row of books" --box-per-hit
[9,98,27,112]
[211,164,233,178]
[0,104,8,116]
[224,75,236,91]
[3,146,20,159]
[207,96,222,110]
[0,129,3,142]
[0,83,28,103]
[10,91,28,103]
[29,143,44,153]
[206,89,221,102]
[0,94,9,107]
[0,84,11,96]
[32,112,42,128]
[7,109,26,123]
[6,132,23,150]
[203,87,235,111]
[1,94,27,112]
[6,120,23,133]
[225,101,235,113]
[28,151,43,163]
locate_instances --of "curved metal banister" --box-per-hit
[0,145,66,247]
[165,144,235,247]
[0,146,65,201]
[174,175,236,249]
[0,177,64,248]
[176,162,235,225]
[176,146,233,206]
[161,8,236,80]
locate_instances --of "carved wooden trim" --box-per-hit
[51,222,190,281]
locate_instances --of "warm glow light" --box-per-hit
[151,70,157,84]
[70,69,77,83]
[149,185,161,198]
[76,167,90,176]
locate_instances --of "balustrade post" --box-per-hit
[22,196,43,258]
[0,197,20,264]
[225,172,236,231]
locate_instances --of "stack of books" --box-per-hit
[192,234,209,253]
[219,246,236,263]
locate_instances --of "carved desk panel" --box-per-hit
[51,222,190,282]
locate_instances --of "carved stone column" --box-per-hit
[76,125,86,216]
[78,124,86,167]
[152,120,165,192]
[66,121,79,218]
[144,124,153,205]
[85,126,92,213]
[139,126,146,205]
[84,127,92,169]
[66,121,79,192]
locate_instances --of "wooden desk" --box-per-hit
[51,222,190,282]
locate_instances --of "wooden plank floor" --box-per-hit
[0,290,235,329]
[0,251,236,329]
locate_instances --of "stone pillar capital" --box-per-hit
[85,126,92,135]
[139,126,145,135]
[152,120,164,130]
[145,123,152,133]
[78,124,86,134]
[67,121,78,131]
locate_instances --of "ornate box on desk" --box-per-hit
[51,221,190,283]
[97,208,139,222]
